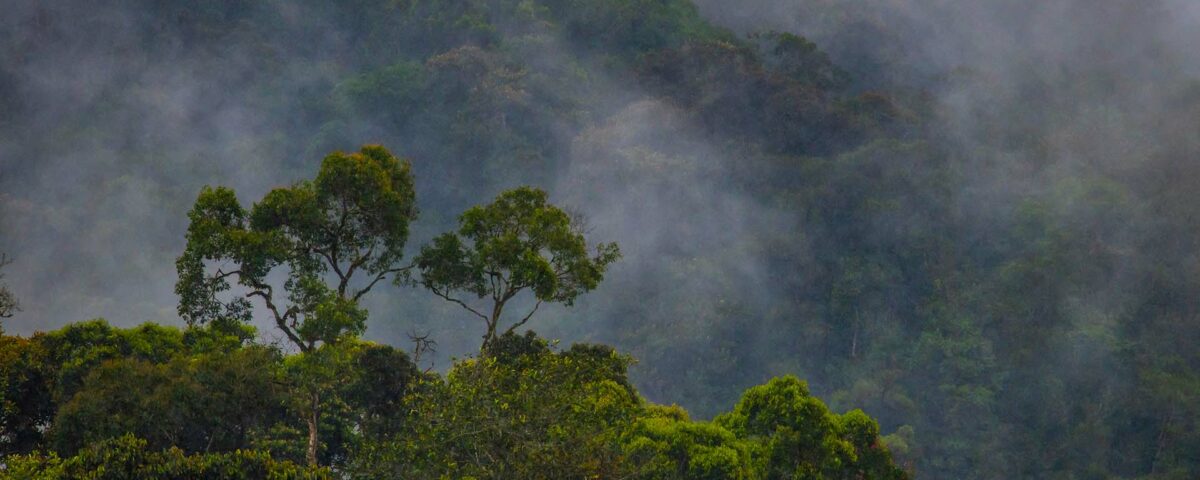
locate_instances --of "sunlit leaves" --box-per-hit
[716,376,908,480]
[6,434,331,479]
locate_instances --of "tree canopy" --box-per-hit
[173,144,418,466]
[1,322,906,479]
[417,186,620,350]
[175,144,417,352]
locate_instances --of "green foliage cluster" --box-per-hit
[3,435,329,479]
[51,346,284,455]
[417,187,620,348]
[176,145,418,352]
[351,332,640,479]
[2,325,905,480]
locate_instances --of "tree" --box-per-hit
[621,405,757,480]
[349,332,640,480]
[175,145,418,465]
[752,31,848,90]
[416,186,620,350]
[0,333,51,456]
[0,253,19,320]
[49,347,287,456]
[715,376,908,480]
[342,343,422,440]
[1,320,250,458]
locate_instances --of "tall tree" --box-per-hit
[416,187,620,351]
[175,145,418,465]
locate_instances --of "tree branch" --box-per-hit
[352,263,415,302]
[344,243,377,286]
[329,247,347,295]
[500,283,521,303]
[503,299,542,335]
[213,268,243,282]
[429,285,489,322]
[247,287,307,352]
[329,199,351,291]
[488,271,498,301]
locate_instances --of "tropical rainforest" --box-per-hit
[1,0,1199,478]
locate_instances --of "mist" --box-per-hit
[2,0,1200,477]
[0,1,796,368]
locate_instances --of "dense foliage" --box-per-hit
[0,322,905,479]
[1,0,1199,478]
[4,434,331,479]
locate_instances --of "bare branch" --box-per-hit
[247,288,307,352]
[563,205,593,235]
[329,247,347,295]
[312,247,338,274]
[344,242,377,285]
[407,329,438,371]
[213,268,243,282]
[500,284,521,303]
[352,263,415,302]
[352,271,390,303]
[429,285,489,322]
[503,299,542,336]
[488,271,499,301]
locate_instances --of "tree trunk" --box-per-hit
[1151,413,1173,475]
[306,393,320,466]
[483,320,497,351]
[850,309,860,360]
[482,302,503,352]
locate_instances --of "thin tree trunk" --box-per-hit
[850,309,860,360]
[484,319,497,350]
[483,302,503,351]
[1151,414,1173,475]
[306,393,320,466]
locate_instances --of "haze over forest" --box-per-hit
[2,0,1200,478]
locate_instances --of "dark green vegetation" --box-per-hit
[1,0,1199,478]
[0,322,904,478]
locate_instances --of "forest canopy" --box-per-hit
[0,294,905,479]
